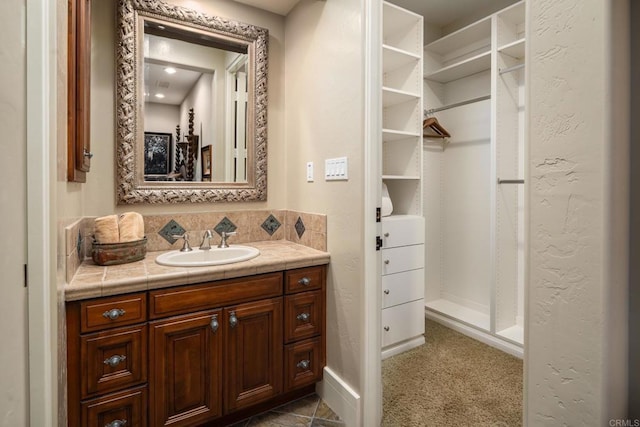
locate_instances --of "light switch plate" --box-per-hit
[306,162,314,182]
[325,157,348,181]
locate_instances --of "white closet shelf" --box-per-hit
[424,51,491,83]
[383,45,420,73]
[382,87,420,107]
[381,214,424,221]
[496,325,524,345]
[382,129,420,142]
[382,175,420,180]
[497,0,525,26]
[424,16,491,56]
[498,38,525,59]
[425,299,490,331]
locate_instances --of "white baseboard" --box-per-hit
[426,310,524,359]
[381,336,425,360]
[316,366,361,427]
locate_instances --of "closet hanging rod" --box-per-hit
[497,178,525,184]
[499,63,525,75]
[424,95,491,115]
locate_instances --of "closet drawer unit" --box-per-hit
[80,324,147,398]
[381,244,424,276]
[284,337,323,392]
[81,385,147,427]
[381,216,424,248]
[285,266,325,294]
[80,293,147,333]
[284,290,323,343]
[381,299,425,347]
[382,269,424,309]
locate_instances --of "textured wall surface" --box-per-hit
[527,0,628,424]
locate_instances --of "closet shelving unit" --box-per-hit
[380,1,426,359]
[422,1,526,355]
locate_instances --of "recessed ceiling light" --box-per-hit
[164,67,177,75]
[154,93,165,99]
[157,25,165,30]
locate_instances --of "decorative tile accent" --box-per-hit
[158,219,186,244]
[295,216,306,238]
[214,216,237,236]
[261,214,281,236]
[76,230,83,261]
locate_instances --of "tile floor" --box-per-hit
[229,393,345,427]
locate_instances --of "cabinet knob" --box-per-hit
[384,260,390,265]
[105,420,127,427]
[210,315,219,332]
[103,354,126,368]
[229,311,238,328]
[384,326,390,331]
[383,289,390,295]
[384,233,389,237]
[296,312,310,322]
[298,277,311,286]
[296,359,310,370]
[102,308,126,320]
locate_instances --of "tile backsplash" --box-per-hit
[65,209,327,283]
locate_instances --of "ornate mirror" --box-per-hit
[116,0,268,204]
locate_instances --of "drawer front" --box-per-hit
[381,216,424,248]
[149,272,282,319]
[381,299,425,348]
[81,324,147,398]
[382,269,424,309]
[81,385,147,427]
[285,266,324,294]
[381,245,424,276]
[284,290,323,343]
[284,337,324,392]
[81,293,147,333]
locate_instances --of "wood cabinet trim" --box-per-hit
[80,292,147,333]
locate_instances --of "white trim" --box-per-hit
[362,0,382,426]
[26,0,55,425]
[317,367,361,427]
[426,310,523,358]
[381,336,425,360]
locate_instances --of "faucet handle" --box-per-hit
[171,233,193,252]
[218,231,237,248]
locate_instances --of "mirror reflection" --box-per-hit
[143,21,249,183]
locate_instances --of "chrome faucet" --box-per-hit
[218,231,237,248]
[171,233,192,252]
[199,230,214,250]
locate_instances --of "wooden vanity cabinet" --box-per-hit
[67,266,326,427]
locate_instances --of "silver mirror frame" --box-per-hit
[116,0,268,204]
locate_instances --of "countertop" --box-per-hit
[66,240,330,301]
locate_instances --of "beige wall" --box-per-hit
[87,0,286,216]
[526,0,629,423]
[284,0,365,396]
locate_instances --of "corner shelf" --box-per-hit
[498,38,525,59]
[424,17,491,56]
[424,51,491,83]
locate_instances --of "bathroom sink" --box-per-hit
[156,245,260,267]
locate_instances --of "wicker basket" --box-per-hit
[92,237,147,266]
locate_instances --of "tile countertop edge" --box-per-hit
[65,240,331,301]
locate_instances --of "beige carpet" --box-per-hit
[382,320,523,427]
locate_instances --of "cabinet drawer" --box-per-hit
[381,299,425,348]
[81,324,147,398]
[285,266,324,294]
[381,216,424,248]
[381,245,424,275]
[81,385,147,427]
[284,337,324,392]
[382,269,424,309]
[80,293,147,333]
[284,290,323,343]
[149,272,282,319]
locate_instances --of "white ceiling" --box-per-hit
[144,62,204,105]
[390,0,517,27]
[232,0,301,16]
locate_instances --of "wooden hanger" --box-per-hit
[423,117,451,138]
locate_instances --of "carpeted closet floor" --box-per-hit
[382,320,523,427]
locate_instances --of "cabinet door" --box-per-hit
[81,385,146,427]
[149,310,222,427]
[224,297,283,413]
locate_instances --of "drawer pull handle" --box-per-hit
[103,354,126,368]
[384,233,389,237]
[296,312,310,322]
[298,277,311,286]
[384,326,390,331]
[384,260,390,265]
[383,289,390,295]
[102,308,126,320]
[210,315,219,332]
[297,359,310,370]
[229,311,238,328]
[105,420,127,427]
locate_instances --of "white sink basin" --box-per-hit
[156,245,260,267]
